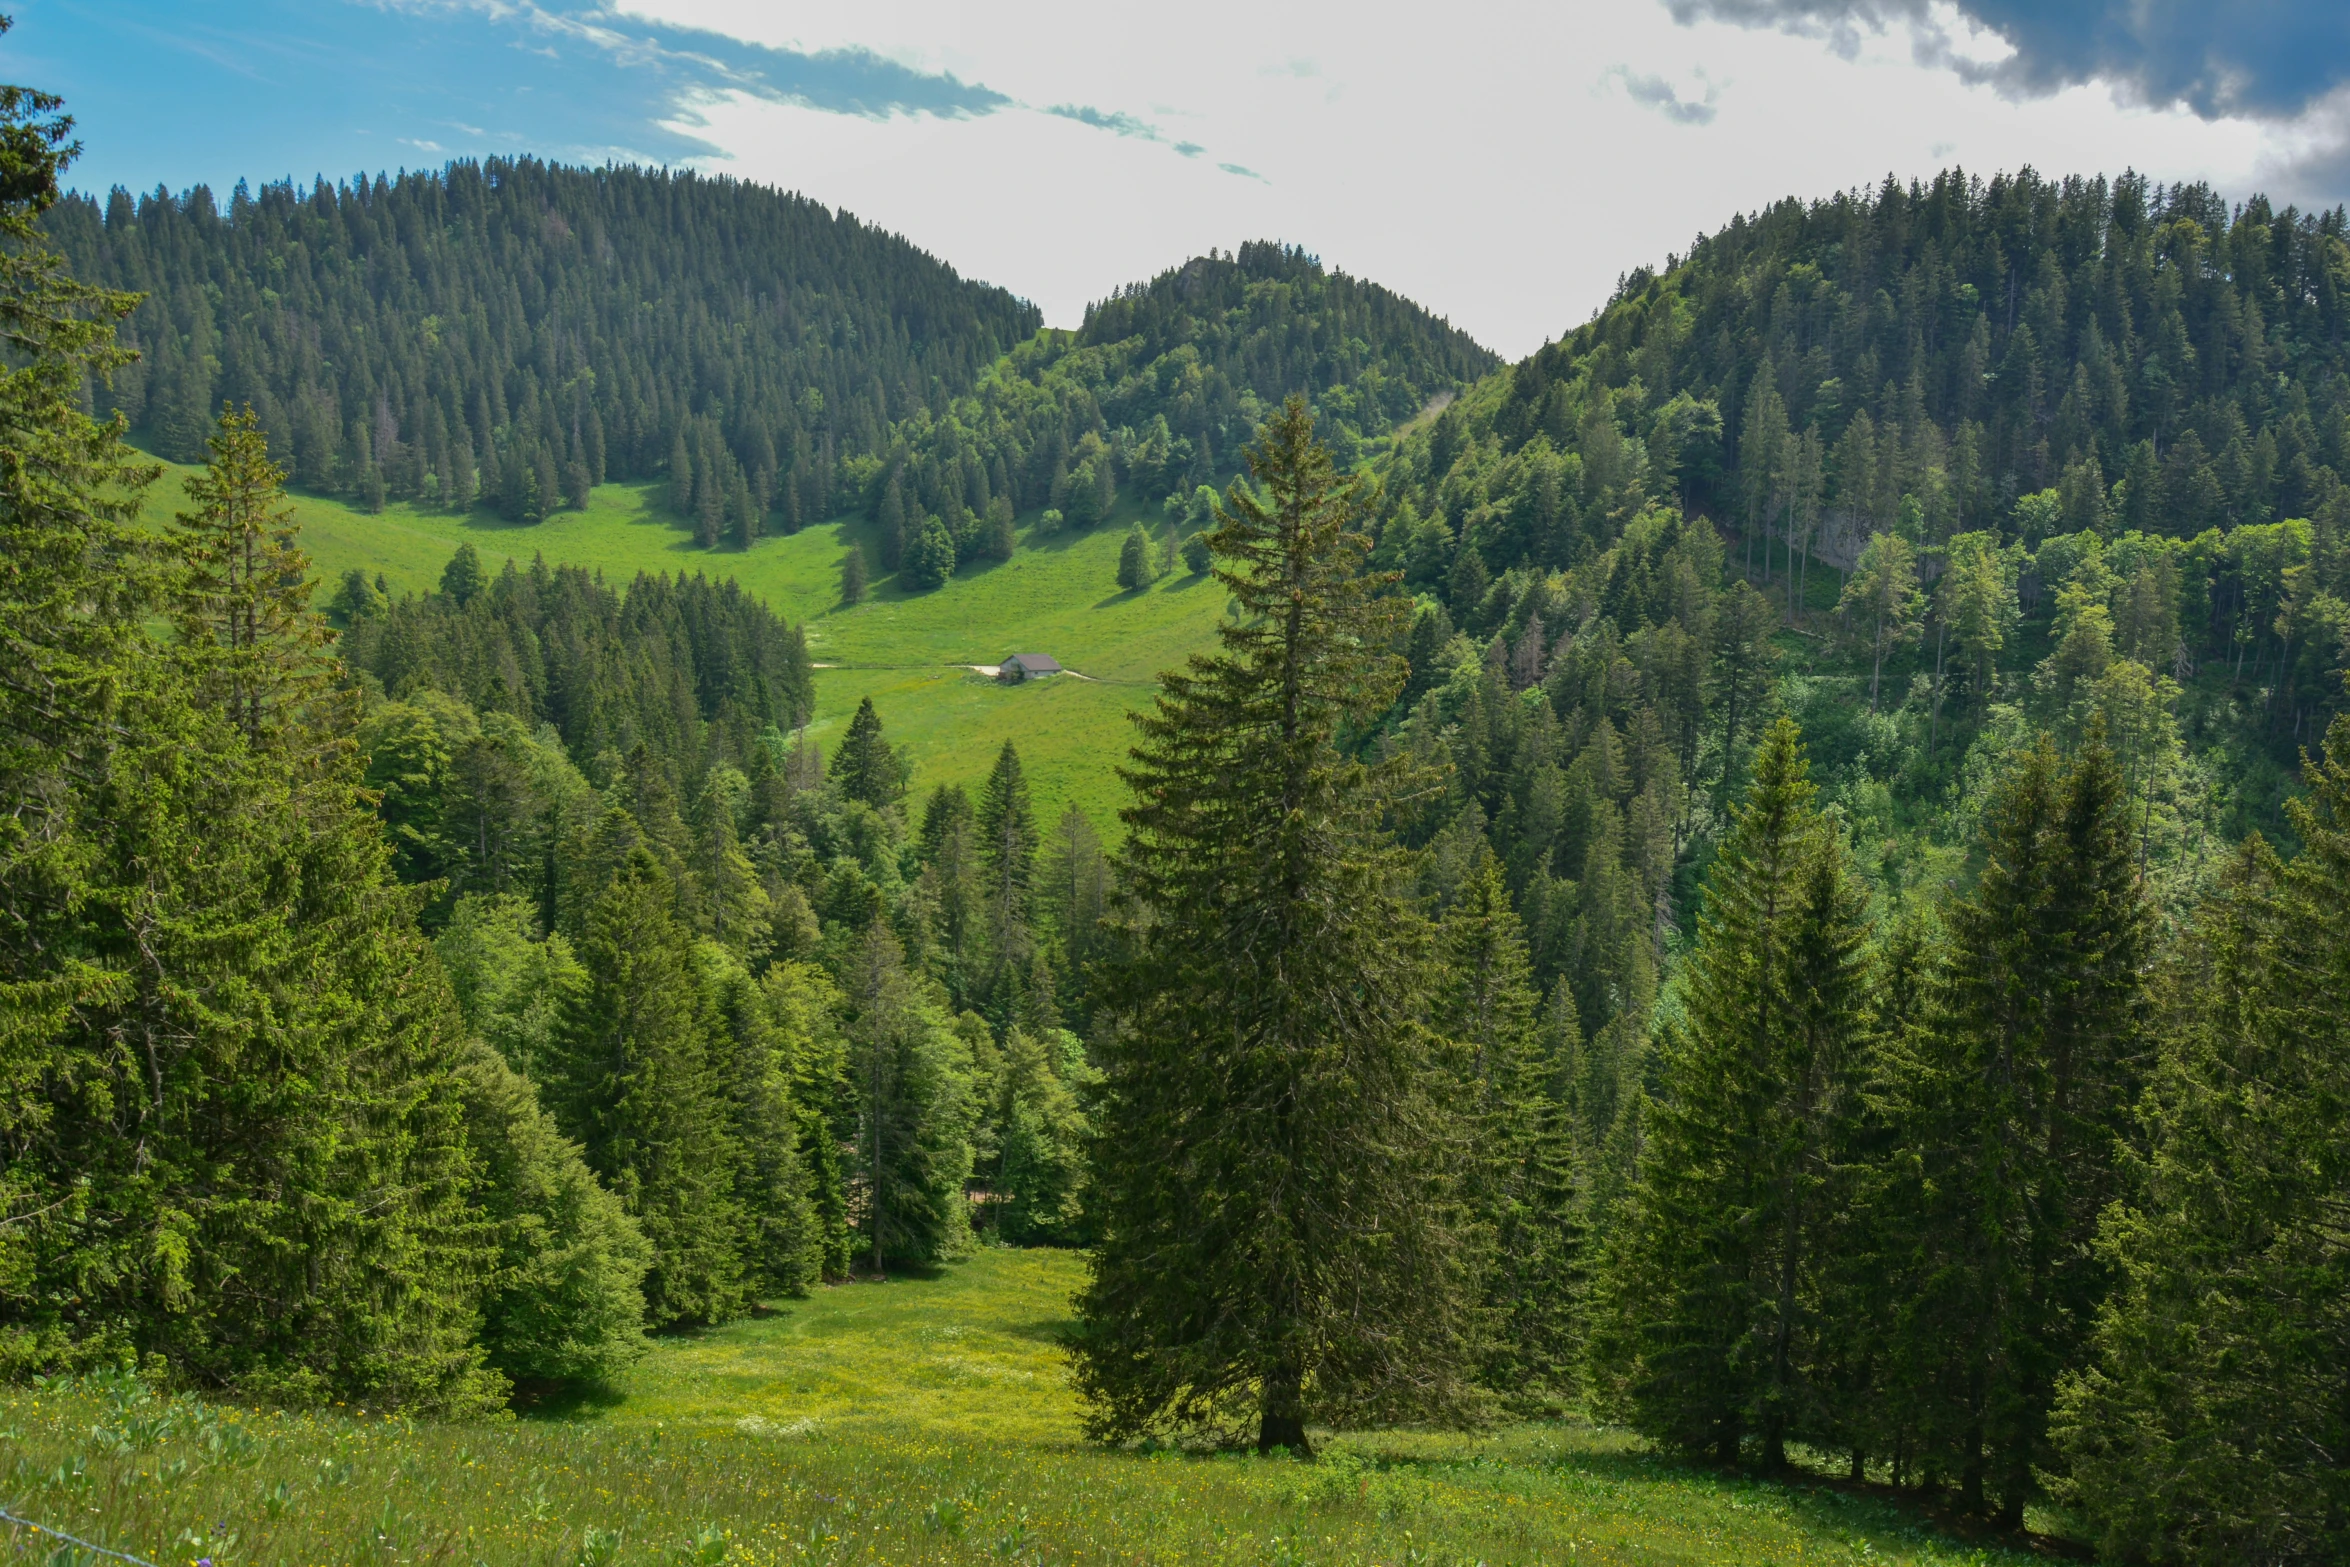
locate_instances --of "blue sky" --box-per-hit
[5,1,2345,357]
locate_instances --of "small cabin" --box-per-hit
[999,653,1062,684]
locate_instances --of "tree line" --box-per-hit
[40,158,1040,524]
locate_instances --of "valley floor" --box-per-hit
[7,1249,2058,1566]
[134,459,1224,834]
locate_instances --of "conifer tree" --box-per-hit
[976,740,1037,972]
[1437,852,1581,1408]
[171,405,336,748]
[840,543,868,605]
[2052,719,2350,1564]
[1872,731,2151,1522]
[1596,718,1872,1467]
[715,966,824,1296]
[457,1042,652,1385]
[841,918,972,1273]
[0,100,500,1405]
[1076,396,1481,1454]
[830,696,902,809]
[550,841,747,1327]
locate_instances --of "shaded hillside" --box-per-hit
[1373,168,2350,764]
[43,159,1040,525]
[867,241,1496,570]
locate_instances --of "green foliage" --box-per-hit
[1865,734,2152,1523]
[1179,529,1212,575]
[1078,397,1481,1453]
[549,839,748,1328]
[44,160,1038,516]
[901,512,957,590]
[1597,719,1873,1467]
[458,1042,652,1386]
[841,921,974,1272]
[1435,853,1581,1411]
[831,696,906,810]
[1115,522,1155,591]
[2052,720,2350,1564]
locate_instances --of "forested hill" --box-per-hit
[1372,166,2350,777]
[866,241,1495,572]
[40,159,1041,521]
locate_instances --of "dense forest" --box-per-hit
[38,159,1041,525]
[862,240,1496,580]
[4,41,2345,1564]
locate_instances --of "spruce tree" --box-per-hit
[841,918,972,1273]
[2052,718,2350,1564]
[0,112,499,1405]
[976,740,1037,973]
[1075,396,1481,1454]
[1873,731,2151,1522]
[1596,718,1872,1467]
[830,696,902,809]
[171,405,336,748]
[840,543,868,605]
[1437,852,1581,1409]
[550,841,747,1327]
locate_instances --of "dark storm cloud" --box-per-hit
[1666,0,2350,120]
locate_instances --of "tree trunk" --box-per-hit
[1258,1362,1310,1457]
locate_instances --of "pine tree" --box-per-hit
[550,841,747,1327]
[1437,852,1581,1409]
[976,740,1037,974]
[1839,532,1922,712]
[170,405,336,748]
[2052,719,2350,1564]
[715,966,824,1297]
[840,543,868,605]
[457,1042,651,1385]
[0,106,502,1405]
[1597,718,1872,1467]
[1873,731,2151,1522]
[1075,396,1482,1454]
[830,696,902,810]
[841,918,972,1273]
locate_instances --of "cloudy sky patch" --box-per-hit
[1,0,2335,356]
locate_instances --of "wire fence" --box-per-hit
[0,1505,162,1567]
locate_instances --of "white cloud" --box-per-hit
[621,0,2283,357]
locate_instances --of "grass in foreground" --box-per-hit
[6,1250,2053,1566]
[132,457,1225,832]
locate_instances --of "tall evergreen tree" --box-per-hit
[1075,396,1482,1454]
[1872,731,2151,1522]
[840,918,971,1274]
[549,839,746,1327]
[0,94,499,1406]
[1436,852,1581,1409]
[830,696,902,810]
[975,740,1037,973]
[2053,718,2350,1564]
[1595,718,1872,1467]
[171,404,335,748]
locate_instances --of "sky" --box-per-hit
[4,1,2347,359]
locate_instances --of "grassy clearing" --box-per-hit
[5,1250,2051,1567]
[133,456,1225,832]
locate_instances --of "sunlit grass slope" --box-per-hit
[135,456,1226,831]
[9,1248,2050,1566]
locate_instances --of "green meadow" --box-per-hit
[5,1249,2048,1567]
[133,456,1228,831]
